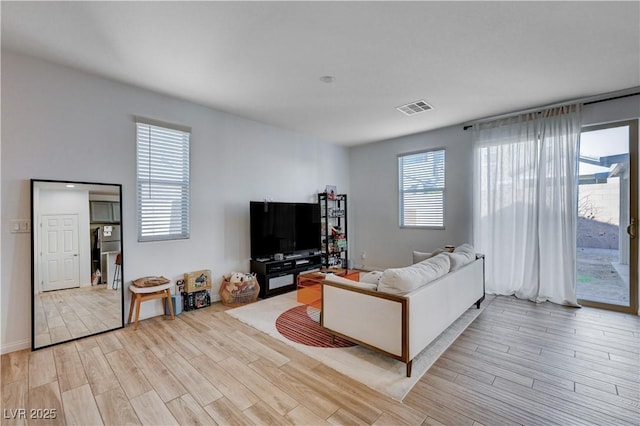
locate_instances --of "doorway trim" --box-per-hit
[577,119,638,314]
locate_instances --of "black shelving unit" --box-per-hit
[318,192,348,268]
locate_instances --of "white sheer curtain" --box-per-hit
[472,105,582,306]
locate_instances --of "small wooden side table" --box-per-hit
[127,282,174,330]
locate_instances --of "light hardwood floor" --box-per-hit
[33,285,122,348]
[2,295,638,425]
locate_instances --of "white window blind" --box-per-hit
[398,149,445,228]
[136,120,190,242]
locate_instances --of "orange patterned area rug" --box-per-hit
[226,291,491,401]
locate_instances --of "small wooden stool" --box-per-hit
[127,282,174,330]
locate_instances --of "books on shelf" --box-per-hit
[328,208,345,218]
[319,191,347,269]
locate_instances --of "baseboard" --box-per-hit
[1,338,30,354]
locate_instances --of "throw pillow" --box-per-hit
[412,251,431,264]
[447,243,476,270]
[378,253,450,295]
[412,248,445,264]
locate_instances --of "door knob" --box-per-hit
[627,218,636,239]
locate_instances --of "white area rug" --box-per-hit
[226,292,492,401]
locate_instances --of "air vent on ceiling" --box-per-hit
[396,100,433,116]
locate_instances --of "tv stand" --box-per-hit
[251,253,322,298]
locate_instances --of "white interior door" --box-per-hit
[41,214,80,292]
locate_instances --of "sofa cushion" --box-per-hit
[324,274,378,291]
[360,271,383,285]
[447,243,476,271]
[455,243,475,256]
[378,253,450,295]
[412,248,445,264]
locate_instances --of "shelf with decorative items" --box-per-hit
[318,191,348,269]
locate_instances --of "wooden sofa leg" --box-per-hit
[406,360,412,377]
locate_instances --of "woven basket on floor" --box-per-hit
[219,275,260,307]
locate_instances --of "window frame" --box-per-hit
[398,147,446,229]
[135,117,191,242]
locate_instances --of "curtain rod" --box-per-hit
[462,88,640,130]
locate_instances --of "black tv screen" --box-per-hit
[250,201,320,259]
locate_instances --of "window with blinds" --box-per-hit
[398,149,445,228]
[136,119,191,242]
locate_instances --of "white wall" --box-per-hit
[1,50,349,353]
[348,125,473,271]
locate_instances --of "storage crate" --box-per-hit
[165,294,183,315]
[183,290,211,311]
[184,269,212,293]
[219,274,260,307]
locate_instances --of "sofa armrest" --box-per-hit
[321,280,407,358]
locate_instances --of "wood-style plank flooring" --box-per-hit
[2,295,638,425]
[33,285,121,348]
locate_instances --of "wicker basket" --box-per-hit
[219,274,260,307]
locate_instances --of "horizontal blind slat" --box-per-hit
[137,122,190,241]
[399,149,445,228]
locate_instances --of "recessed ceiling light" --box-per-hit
[319,75,335,84]
[65,184,75,188]
[396,100,433,116]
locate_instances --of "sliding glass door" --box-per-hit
[577,120,638,313]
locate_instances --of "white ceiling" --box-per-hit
[33,180,120,196]
[2,1,639,146]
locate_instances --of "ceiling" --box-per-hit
[34,180,120,196]
[2,1,639,146]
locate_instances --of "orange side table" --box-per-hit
[296,269,360,309]
[297,272,325,308]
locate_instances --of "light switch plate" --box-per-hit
[10,219,30,233]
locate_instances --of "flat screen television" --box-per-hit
[250,201,321,259]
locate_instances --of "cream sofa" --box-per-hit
[321,245,485,377]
